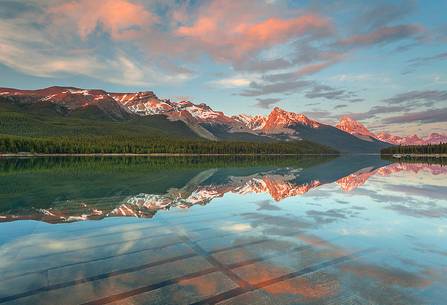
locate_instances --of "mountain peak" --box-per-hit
[265,107,319,130]
[271,106,285,113]
[1,85,443,147]
[336,116,377,139]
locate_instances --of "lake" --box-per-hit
[0,156,446,305]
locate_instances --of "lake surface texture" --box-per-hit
[0,156,446,305]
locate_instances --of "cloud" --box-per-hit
[405,52,447,71]
[0,1,39,19]
[255,98,281,109]
[239,80,313,96]
[357,1,416,30]
[334,104,347,109]
[0,22,101,77]
[208,77,251,88]
[305,102,321,106]
[302,110,332,120]
[48,0,158,40]
[233,58,291,72]
[255,46,343,79]
[337,25,425,48]
[331,74,374,82]
[292,43,339,64]
[364,105,411,117]
[382,107,447,124]
[402,52,447,74]
[296,61,338,77]
[0,3,192,87]
[335,95,440,122]
[176,6,332,61]
[304,84,360,102]
[382,90,447,104]
[0,0,338,87]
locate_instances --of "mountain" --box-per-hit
[336,116,378,142]
[376,132,447,145]
[336,116,447,146]
[231,108,391,152]
[0,86,397,153]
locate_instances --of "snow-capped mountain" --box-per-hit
[110,90,241,127]
[233,107,320,133]
[0,86,441,151]
[336,116,378,141]
[336,116,447,145]
[375,132,447,145]
[0,86,132,120]
[111,91,172,115]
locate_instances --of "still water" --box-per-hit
[0,156,446,305]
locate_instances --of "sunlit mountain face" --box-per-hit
[2,87,445,147]
[0,156,445,223]
[336,116,447,145]
[0,156,446,305]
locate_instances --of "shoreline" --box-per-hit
[383,153,447,158]
[1,153,445,158]
[0,153,342,157]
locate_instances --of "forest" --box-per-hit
[0,134,337,155]
[381,143,447,155]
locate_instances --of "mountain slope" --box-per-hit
[291,123,391,153]
[336,116,378,142]
[3,85,436,153]
[336,116,447,145]
[0,98,201,140]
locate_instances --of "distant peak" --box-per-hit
[339,115,356,122]
[336,116,377,139]
[270,106,289,114]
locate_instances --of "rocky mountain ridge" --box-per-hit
[1,86,441,150]
[336,116,446,145]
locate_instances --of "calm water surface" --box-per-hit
[0,156,446,305]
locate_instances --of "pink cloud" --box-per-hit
[296,58,341,77]
[175,1,332,60]
[48,0,157,40]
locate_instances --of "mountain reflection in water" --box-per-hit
[0,156,445,223]
[0,156,446,305]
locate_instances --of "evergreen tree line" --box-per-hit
[381,143,447,155]
[0,134,337,155]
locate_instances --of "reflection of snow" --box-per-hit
[337,163,447,192]
[2,162,445,223]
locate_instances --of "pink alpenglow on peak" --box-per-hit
[375,132,447,145]
[336,116,447,145]
[0,86,444,145]
[263,107,320,130]
[232,107,320,135]
[336,116,377,140]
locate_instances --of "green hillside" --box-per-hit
[292,124,392,153]
[0,101,200,139]
[0,101,337,155]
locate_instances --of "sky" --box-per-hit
[0,0,446,136]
